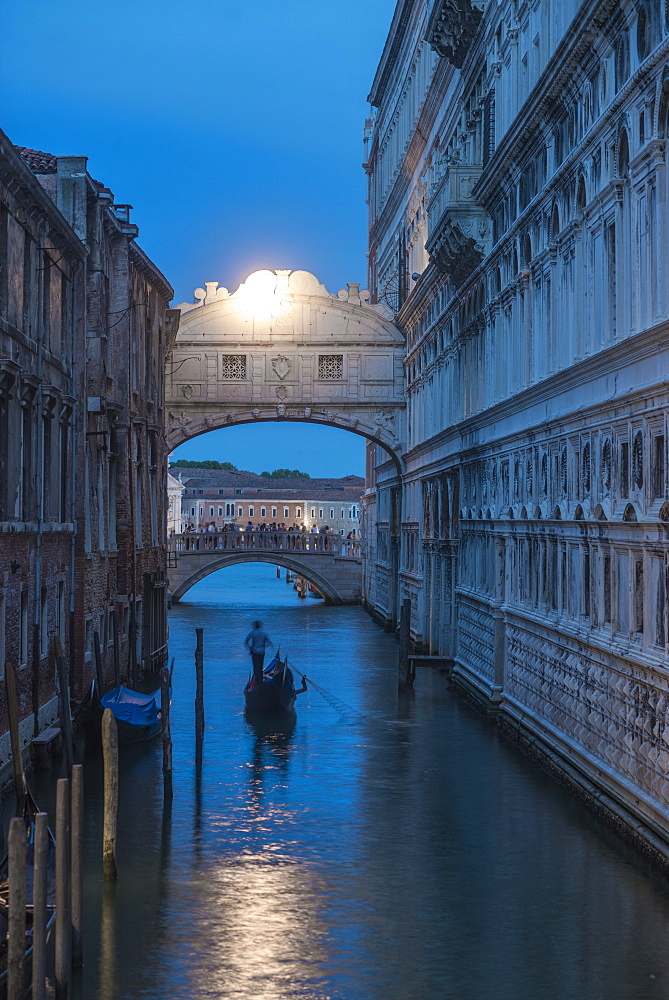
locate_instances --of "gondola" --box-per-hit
[0,788,56,998]
[244,654,306,716]
[74,679,163,746]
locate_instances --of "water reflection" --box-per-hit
[45,563,669,1000]
[98,884,117,1000]
[245,715,295,814]
[186,854,332,1000]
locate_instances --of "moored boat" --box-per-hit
[74,680,163,745]
[244,654,307,715]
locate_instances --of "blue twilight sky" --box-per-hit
[1,0,395,478]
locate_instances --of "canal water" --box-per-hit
[31,564,669,998]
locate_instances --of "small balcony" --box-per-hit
[425,165,491,287]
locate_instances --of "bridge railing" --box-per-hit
[169,530,361,558]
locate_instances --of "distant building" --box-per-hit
[174,468,363,535]
[167,473,184,536]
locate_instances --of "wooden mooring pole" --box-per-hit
[71,764,84,968]
[161,667,173,801]
[102,709,118,881]
[32,812,49,1000]
[398,599,415,692]
[55,778,71,998]
[8,816,26,1000]
[194,628,204,749]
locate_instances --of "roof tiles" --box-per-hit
[16,147,57,174]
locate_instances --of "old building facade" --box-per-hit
[0,133,85,752]
[365,0,669,845]
[0,128,177,758]
[20,147,178,695]
[175,468,363,535]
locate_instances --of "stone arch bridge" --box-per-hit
[165,268,406,465]
[167,530,363,604]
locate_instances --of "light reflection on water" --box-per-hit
[29,563,669,999]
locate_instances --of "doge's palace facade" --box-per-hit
[365,0,669,848]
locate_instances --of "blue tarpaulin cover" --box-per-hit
[100,686,160,728]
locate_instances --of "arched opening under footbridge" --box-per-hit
[170,553,355,605]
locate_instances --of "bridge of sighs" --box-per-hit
[164,269,406,599]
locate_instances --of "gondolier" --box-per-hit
[244,620,273,684]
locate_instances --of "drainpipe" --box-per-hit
[69,262,82,695]
[32,235,45,738]
[127,420,138,687]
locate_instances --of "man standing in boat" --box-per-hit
[244,620,274,685]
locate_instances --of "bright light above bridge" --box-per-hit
[233,269,291,323]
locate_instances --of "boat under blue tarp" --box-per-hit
[100,686,161,729]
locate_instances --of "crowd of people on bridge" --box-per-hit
[175,520,358,554]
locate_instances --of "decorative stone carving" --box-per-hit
[426,214,486,286]
[425,0,485,69]
[426,165,491,287]
[181,384,193,399]
[220,355,246,380]
[275,386,288,400]
[318,355,344,380]
[271,355,291,380]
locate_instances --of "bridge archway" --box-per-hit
[170,553,353,604]
[166,269,406,468]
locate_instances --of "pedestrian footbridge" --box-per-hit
[167,530,363,604]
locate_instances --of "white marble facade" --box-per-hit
[364,0,669,845]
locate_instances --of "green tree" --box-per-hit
[260,468,310,479]
[170,459,238,470]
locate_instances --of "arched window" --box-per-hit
[659,77,669,137]
[551,204,560,241]
[615,35,630,92]
[618,128,630,177]
[523,234,532,266]
[637,4,653,61]
[577,175,587,213]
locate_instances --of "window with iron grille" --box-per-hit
[220,355,246,380]
[318,355,343,380]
